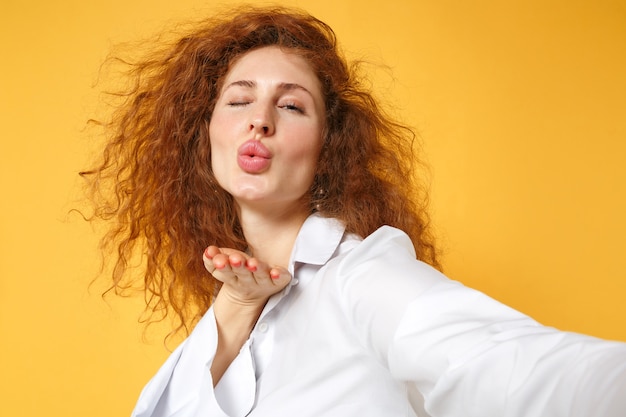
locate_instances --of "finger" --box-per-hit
[227,254,259,282]
[214,253,261,283]
[203,246,249,266]
[269,267,292,287]
[211,253,232,271]
[227,252,247,269]
[219,247,250,259]
[203,245,222,260]
[209,263,233,285]
[244,257,261,273]
[203,246,222,273]
[205,251,243,284]
[244,258,272,282]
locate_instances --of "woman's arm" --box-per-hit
[203,246,291,385]
[337,226,626,416]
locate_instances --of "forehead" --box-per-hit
[223,46,321,93]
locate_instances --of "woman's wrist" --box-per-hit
[213,290,267,336]
[210,292,267,385]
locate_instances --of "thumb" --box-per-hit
[269,266,292,288]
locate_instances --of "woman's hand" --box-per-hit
[203,246,292,385]
[203,245,291,307]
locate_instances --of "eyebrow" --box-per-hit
[224,80,315,98]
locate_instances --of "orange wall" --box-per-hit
[1,0,625,415]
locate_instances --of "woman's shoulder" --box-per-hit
[294,216,446,298]
[338,225,422,270]
[327,224,446,297]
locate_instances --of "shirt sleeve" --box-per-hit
[337,226,626,417]
[131,307,251,417]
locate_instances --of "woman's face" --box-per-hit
[209,46,325,212]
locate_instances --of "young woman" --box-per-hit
[83,6,626,417]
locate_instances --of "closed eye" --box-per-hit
[279,103,305,114]
[227,101,250,107]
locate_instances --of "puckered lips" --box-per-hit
[237,139,272,173]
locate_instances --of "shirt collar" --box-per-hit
[261,214,346,315]
[289,213,346,269]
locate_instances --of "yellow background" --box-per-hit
[1,0,625,415]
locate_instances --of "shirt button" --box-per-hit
[258,322,269,333]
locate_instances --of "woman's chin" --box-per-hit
[230,186,269,201]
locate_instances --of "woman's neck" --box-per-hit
[237,200,310,268]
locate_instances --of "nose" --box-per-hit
[249,107,275,137]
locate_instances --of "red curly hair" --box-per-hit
[82,5,440,333]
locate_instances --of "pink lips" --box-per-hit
[237,140,272,173]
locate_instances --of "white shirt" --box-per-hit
[131,214,626,417]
